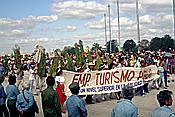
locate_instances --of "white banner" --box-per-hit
[63,65,159,96]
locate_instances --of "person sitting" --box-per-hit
[151,90,175,117]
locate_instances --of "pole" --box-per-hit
[136,0,140,44]
[116,0,121,48]
[108,4,112,54]
[173,0,175,40]
[104,14,107,50]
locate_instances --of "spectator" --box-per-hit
[0,76,9,117]
[55,68,66,113]
[111,86,138,117]
[151,90,175,117]
[16,81,39,117]
[6,75,20,117]
[16,67,24,89]
[41,76,62,117]
[66,82,88,117]
[29,65,37,95]
[0,62,5,77]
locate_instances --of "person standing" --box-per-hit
[55,68,66,113]
[6,75,20,117]
[0,61,5,77]
[29,65,37,95]
[16,81,39,117]
[151,90,175,117]
[41,76,62,117]
[111,86,138,117]
[66,82,88,117]
[163,57,169,87]
[0,76,9,117]
[16,67,24,89]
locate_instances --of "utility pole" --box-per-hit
[136,0,141,45]
[116,0,121,49]
[108,4,112,54]
[104,14,107,50]
[173,0,175,40]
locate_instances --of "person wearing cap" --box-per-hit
[0,75,9,117]
[66,82,87,117]
[111,86,138,117]
[6,75,20,117]
[16,81,39,117]
[41,76,62,117]
[151,90,175,117]
[55,68,66,113]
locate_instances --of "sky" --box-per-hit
[0,0,174,54]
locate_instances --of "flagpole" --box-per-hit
[116,0,121,48]
[104,13,107,50]
[136,0,141,45]
[108,4,112,54]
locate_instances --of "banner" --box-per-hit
[63,65,159,96]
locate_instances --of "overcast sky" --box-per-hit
[0,0,174,54]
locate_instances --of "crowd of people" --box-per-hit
[0,47,175,117]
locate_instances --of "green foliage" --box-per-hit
[96,49,102,70]
[65,51,75,71]
[13,47,21,69]
[3,54,9,75]
[88,49,93,62]
[38,52,46,77]
[106,40,119,53]
[149,35,175,51]
[50,56,59,77]
[91,43,100,51]
[123,39,136,52]
[79,40,85,64]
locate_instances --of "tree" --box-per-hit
[149,35,175,51]
[106,40,119,53]
[91,43,100,51]
[140,39,150,50]
[123,39,136,52]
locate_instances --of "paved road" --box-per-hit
[3,72,175,117]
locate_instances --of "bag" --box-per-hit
[22,91,39,114]
[25,101,39,114]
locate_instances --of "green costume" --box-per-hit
[41,86,62,117]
